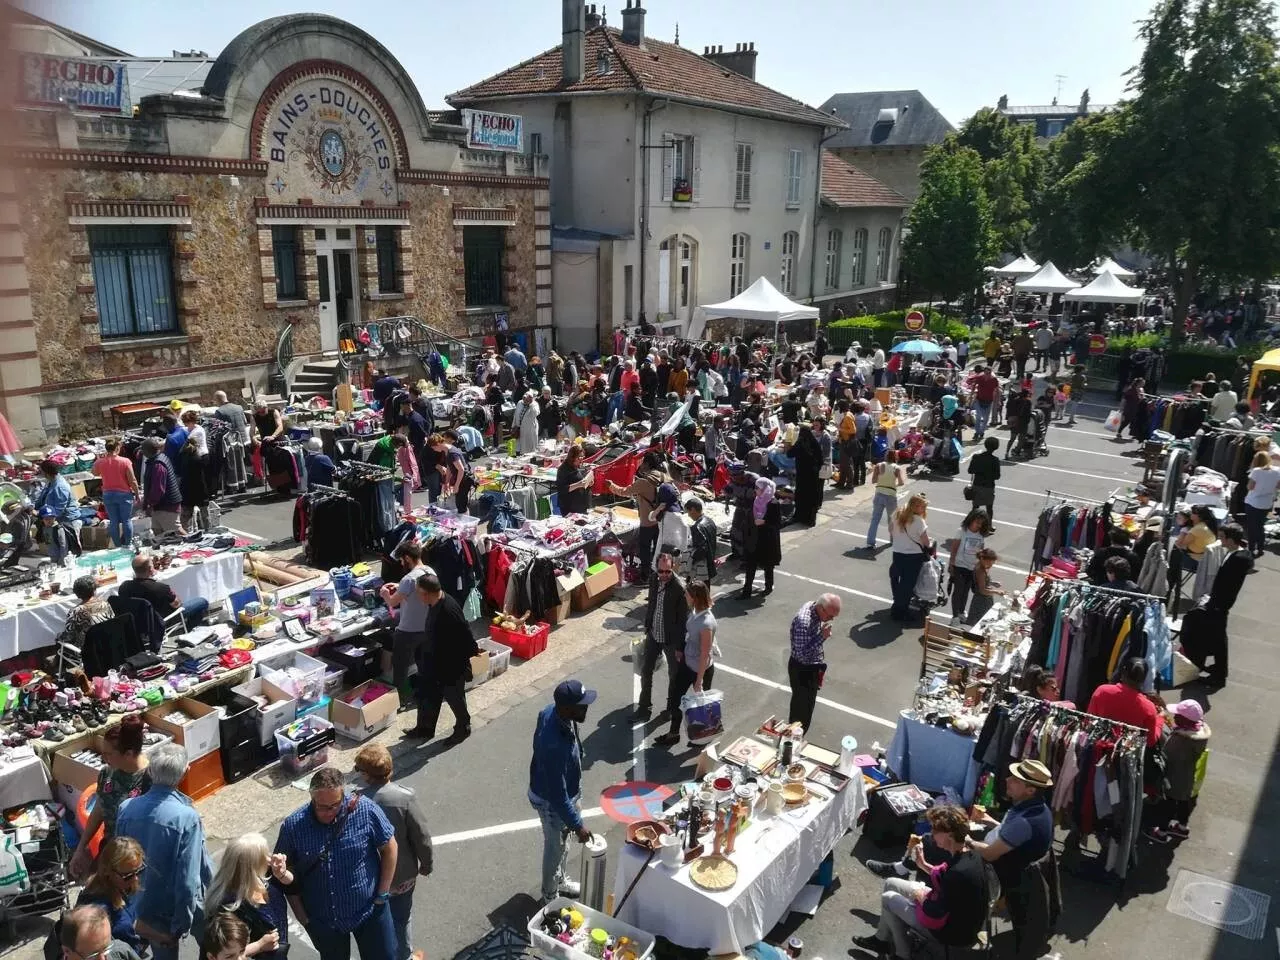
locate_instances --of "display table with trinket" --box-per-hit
[611,719,867,954]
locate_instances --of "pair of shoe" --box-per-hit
[851,934,889,956]
[864,857,909,879]
[654,731,681,747]
[403,726,435,740]
[1144,825,1176,844]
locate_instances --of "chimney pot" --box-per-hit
[562,0,586,85]
[620,0,645,45]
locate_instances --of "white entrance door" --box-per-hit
[314,229,360,354]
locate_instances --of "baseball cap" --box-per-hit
[554,679,597,708]
[1169,699,1205,729]
[38,506,57,519]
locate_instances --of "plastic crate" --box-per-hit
[317,661,347,697]
[478,636,512,679]
[490,621,549,661]
[275,716,336,776]
[259,652,327,703]
[179,749,225,802]
[527,898,654,960]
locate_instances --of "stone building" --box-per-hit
[818,90,953,205]
[2,12,550,444]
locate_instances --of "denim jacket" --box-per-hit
[528,704,583,829]
[116,786,213,937]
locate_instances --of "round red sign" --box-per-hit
[904,310,926,332]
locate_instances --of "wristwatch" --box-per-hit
[374,891,390,906]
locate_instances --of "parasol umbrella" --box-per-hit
[890,339,944,357]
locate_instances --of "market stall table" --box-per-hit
[886,709,980,804]
[0,550,243,659]
[0,750,53,809]
[611,775,866,953]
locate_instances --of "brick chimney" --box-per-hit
[585,3,602,28]
[702,42,757,81]
[563,0,585,85]
[621,0,646,46]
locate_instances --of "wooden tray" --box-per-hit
[689,853,738,891]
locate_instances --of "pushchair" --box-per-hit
[1012,408,1049,459]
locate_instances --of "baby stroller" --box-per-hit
[1013,409,1049,459]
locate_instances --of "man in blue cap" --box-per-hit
[528,679,596,901]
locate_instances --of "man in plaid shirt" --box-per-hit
[788,594,842,733]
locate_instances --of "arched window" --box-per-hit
[824,229,843,291]
[780,231,798,295]
[876,227,894,283]
[851,228,868,287]
[730,233,749,296]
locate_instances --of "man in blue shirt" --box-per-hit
[505,342,528,372]
[115,744,212,960]
[275,766,398,960]
[529,680,596,901]
[162,416,188,468]
[303,437,336,488]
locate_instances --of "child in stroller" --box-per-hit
[1012,408,1049,459]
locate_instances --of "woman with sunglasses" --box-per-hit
[1022,664,1075,710]
[204,834,294,959]
[76,836,147,957]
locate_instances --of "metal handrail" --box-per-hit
[272,322,294,393]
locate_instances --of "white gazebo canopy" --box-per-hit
[1064,269,1146,304]
[693,276,819,339]
[990,254,1040,277]
[1015,261,1079,294]
[1092,257,1137,279]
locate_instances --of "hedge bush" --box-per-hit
[826,310,970,350]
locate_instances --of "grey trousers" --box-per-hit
[878,878,932,959]
[392,629,425,694]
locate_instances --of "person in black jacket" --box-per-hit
[635,554,688,721]
[406,575,480,742]
[1183,522,1251,688]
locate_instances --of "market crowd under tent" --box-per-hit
[1014,261,1080,295]
[693,277,820,342]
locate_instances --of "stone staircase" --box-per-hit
[289,358,342,399]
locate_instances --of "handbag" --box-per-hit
[818,463,834,480]
[963,484,974,500]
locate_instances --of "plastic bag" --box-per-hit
[680,688,724,746]
[0,834,30,897]
[1104,409,1122,431]
[915,557,945,605]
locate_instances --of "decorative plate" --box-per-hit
[689,854,738,891]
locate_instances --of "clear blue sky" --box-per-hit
[29,0,1151,124]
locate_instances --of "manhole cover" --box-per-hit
[1166,869,1270,940]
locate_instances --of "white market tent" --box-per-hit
[1015,261,1079,294]
[1091,257,1137,279]
[1064,269,1146,304]
[692,276,819,340]
[990,254,1040,277]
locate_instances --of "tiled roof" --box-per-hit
[820,150,907,208]
[819,90,953,149]
[449,27,839,128]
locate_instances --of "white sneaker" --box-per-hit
[557,879,582,897]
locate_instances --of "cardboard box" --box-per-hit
[144,698,220,761]
[571,561,619,612]
[50,732,102,808]
[231,677,298,746]
[464,651,491,691]
[330,681,400,742]
[549,569,584,624]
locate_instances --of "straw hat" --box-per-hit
[1008,759,1054,789]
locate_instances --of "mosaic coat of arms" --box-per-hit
[261,74,399,204]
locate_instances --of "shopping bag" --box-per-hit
[681,688,724,746]
[1104,409,1122,431]
[915,557,945,606]
[0,834,29,896]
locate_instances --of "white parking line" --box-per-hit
[915,508,1036,531]
[715,662,898,730]
[1042,443,1132,461]
[1010,461,1132,483]
[224,526,266,542]
[831,530,1029,576]
[773,567,892,605]
[434,806,607,845]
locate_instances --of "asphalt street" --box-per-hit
[6,380,1277,960]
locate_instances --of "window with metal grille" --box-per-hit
[271,226,300,300]
[824,229,843,291]
[876,227,894,282]
[852,228,868,286]
[463,226,505,306]
[780,231,798,295]
[375,226,401,293]
[88,226,179,338]
[735,143,753,204]
[730,232,749,296]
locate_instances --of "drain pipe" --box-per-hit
[639,97,670,331]
[807,124,843,312]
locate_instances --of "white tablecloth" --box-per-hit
[0,552,243,659]
[0,752,52,809]
[612,775,867,953]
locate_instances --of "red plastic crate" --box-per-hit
[490,622,549,660]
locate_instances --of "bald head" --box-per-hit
[213,390,228,404]
[816,593,842,620]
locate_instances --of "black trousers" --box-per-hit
[638,638,678,712]
[787,658,823,733]
[741,562,774,595]
[635,525,658,577]
[454,474,474,514]
[416,675,470,738]
[1183,607,1230,683]
[950,566,975,618]
[666,662,714,735]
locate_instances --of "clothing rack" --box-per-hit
[1041,488,1107,507]
[1044,577,1165,604]
[1000,690,1148,749]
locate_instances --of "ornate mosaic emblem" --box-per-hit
[320,130,346,177]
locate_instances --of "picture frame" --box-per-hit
[807,766,849,793]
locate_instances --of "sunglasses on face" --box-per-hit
[657,569,673,576]
[117,863,146,881]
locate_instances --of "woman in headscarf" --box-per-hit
[513,389,541,454]
[651,482,689,569]
[741,477,782,600]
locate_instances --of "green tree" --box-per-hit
[955,108,1045,253]
[902,143,996,304]
[1121,0,1280,340]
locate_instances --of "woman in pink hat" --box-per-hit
[1158,699,1212,841]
